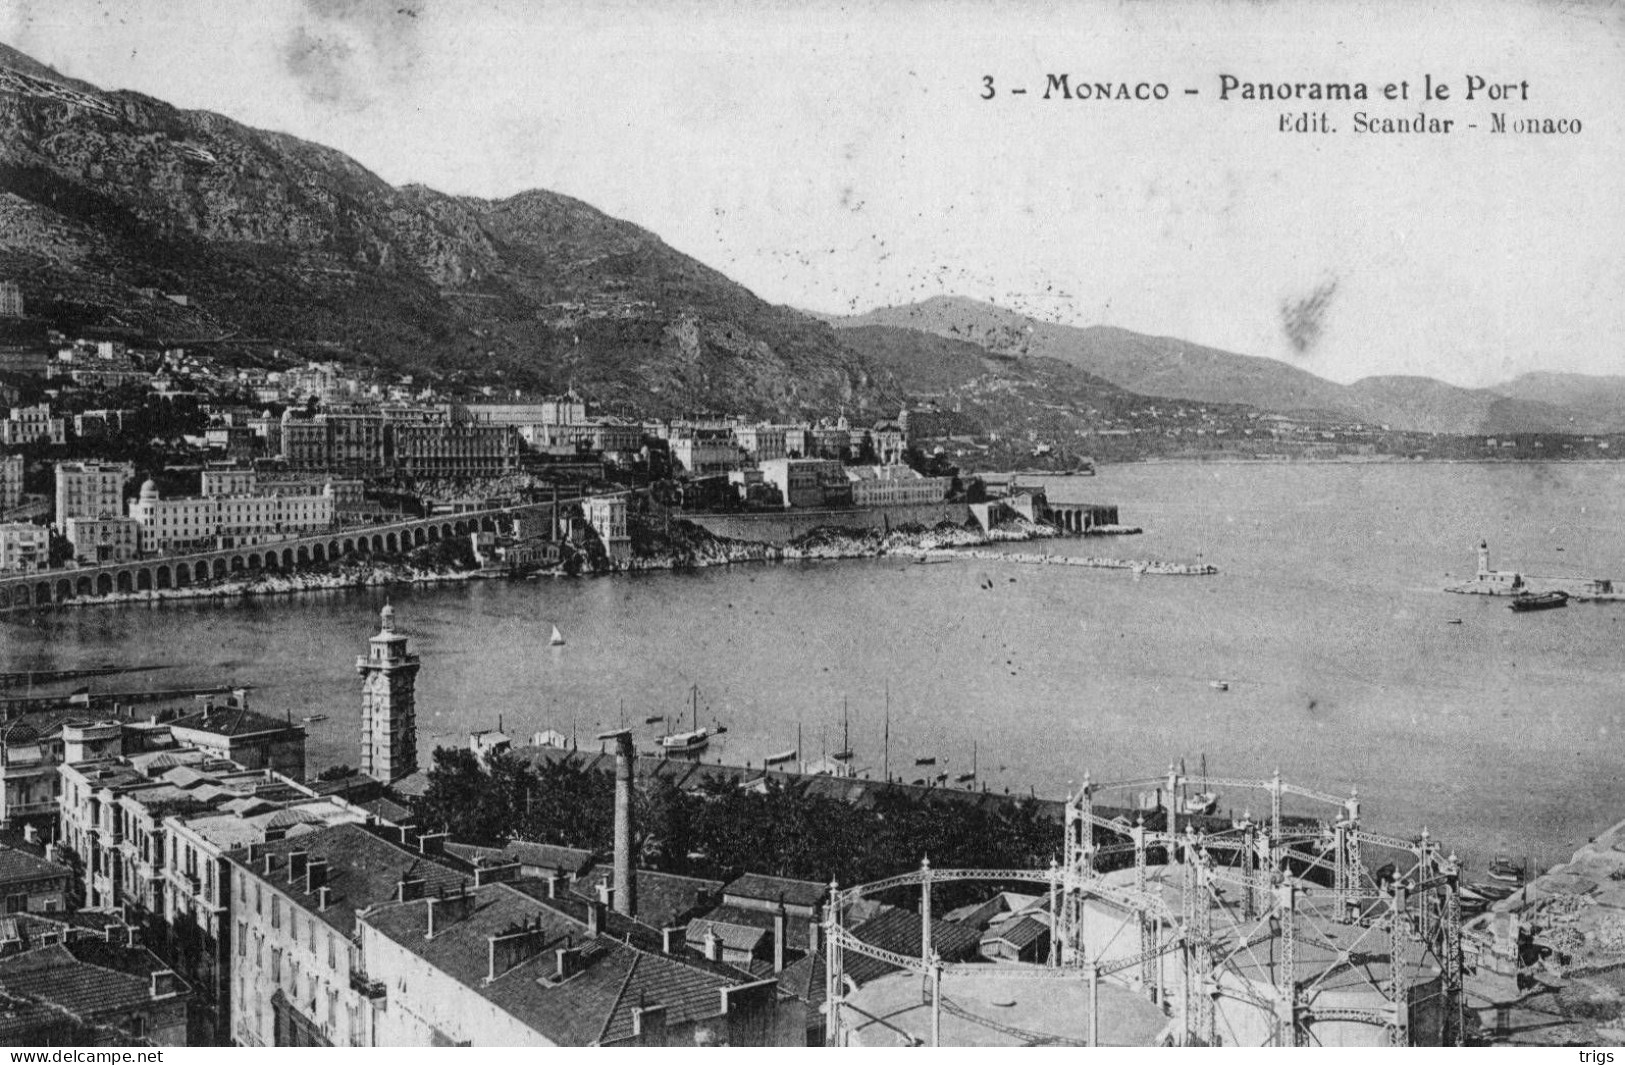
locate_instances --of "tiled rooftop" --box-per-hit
[225,822,469,936]
[362,882,759,1046]
[169,704,302,739]
[569,867,722,931]
[0,846,70,888]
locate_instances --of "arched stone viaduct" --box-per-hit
[0,505,547,612]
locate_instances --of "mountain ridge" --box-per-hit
[0,42,881,419]
[826,296,1625,434]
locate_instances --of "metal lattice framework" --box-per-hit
[823,766,1465,1048]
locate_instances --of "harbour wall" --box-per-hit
[682,502,972,546]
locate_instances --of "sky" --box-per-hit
[3,0,1622,387]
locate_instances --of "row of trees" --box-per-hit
[413,747,1065,890]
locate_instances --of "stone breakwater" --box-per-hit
[930,549,1218,576]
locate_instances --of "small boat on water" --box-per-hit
[645,715,664,725]
[661,685,711,754]
[302,714,327,724]
[548,625,566,646]
[830,698,853,762]
[1209,680,1230,692]
[915,756,937,767]
[764,749,798,767]
[1447,618,1463,625]
[1510,591,1568,612]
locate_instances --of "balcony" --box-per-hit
[348,970,386,1000]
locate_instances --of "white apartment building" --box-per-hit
[129,480,334,553]
[55,460,135,530]
[0,522,49,572]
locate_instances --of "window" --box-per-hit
[272,896,281,930]
[255,883,262,915]
[238,921,247,956]
[272,947,282,983]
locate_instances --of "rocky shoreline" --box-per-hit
[19,517,1175,610]
[37,559,493,610]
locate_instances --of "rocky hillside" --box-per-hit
[0,44,880,418]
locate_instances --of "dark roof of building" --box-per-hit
[685,914,769,955]
[169,704,302,740]
[690,902,814,952]
[0,846,70,888]
[569,868,723,931]
[722,873,827,911]
[842,908,982,987]
[776,948,825,1009]
[359,796,415,825]
[983,914,1050,951]
[307,771,385,803]
[502,841,594,875]
[0,939,188,1040]
[361,882,758,1046]
[387,770,431,799]
[224,822,468,937]
[0,710,86,746]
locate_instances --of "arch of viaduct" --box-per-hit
[0,505,547,612]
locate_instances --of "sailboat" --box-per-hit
[956,741,978,784]
[831,698,854,762]
[661,685,710,754]
[548,625,566,647]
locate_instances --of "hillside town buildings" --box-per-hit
[2,404,65,447]
[0,522,49,572]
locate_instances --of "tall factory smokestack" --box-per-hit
[597,729,637,917]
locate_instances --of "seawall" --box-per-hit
[680,502,972,546]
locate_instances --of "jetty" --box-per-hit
[915,548,1217,576]
[0,664,169,689]
[0,684,251,719]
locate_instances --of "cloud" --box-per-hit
[280,0,427,113]
[1279,278,1338,356]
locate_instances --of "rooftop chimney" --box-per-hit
[554,943,582,981]
[417,832,447,857]
[774,905,787,974]
[596,729,636,919]
[632,1004,668,1042]
[317,885,332,911]
[305,858,329,894]
[150,971,180,999]
[661,927,680,955]
[426,889,474,939]
[22,824,38,845]
[703,928,719,962]
[587,898,605,937]
[397,876,426,902]
[544,873,559,900]
[288,851,308,884]
[261,853,275,877]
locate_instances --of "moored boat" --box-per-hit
[1509,591,1568,612]
[548,624,566,646]
[661,685,711,754]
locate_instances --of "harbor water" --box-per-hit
[7,460,1625,876]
